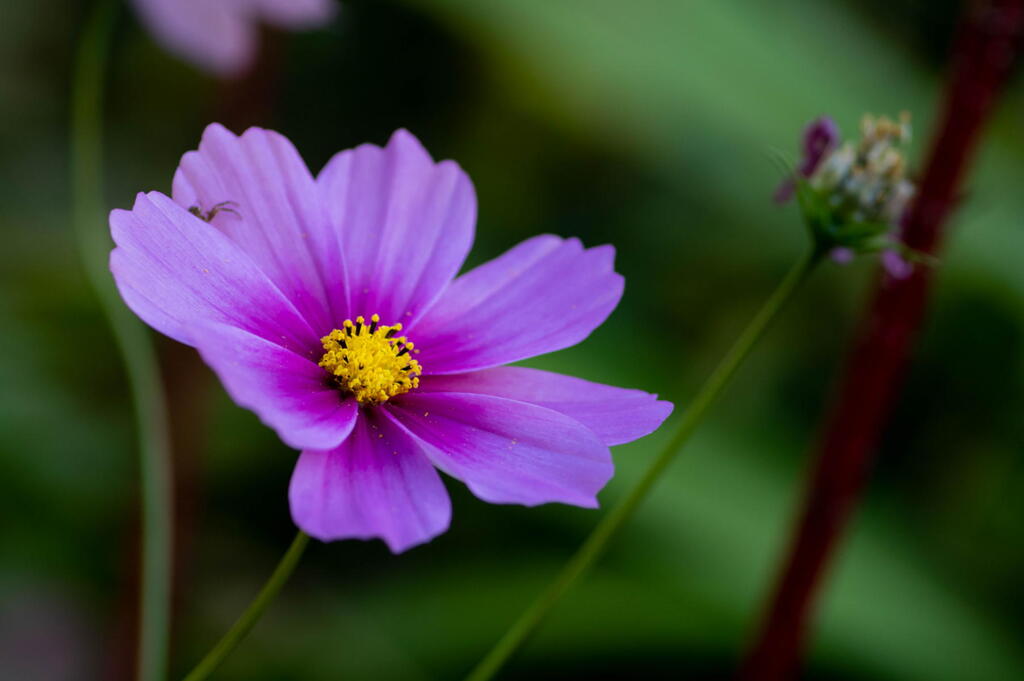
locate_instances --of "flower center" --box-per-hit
[318,314,422,405]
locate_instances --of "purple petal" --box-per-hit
[289,410,451,552]
[799,117,840,176]
[773,178,798,204]
[386,392,613,508]
[131,0,336,76]
[419,368,673,446]
[173,124,341,333]
[411,236,624,374]
[316,129,476,327]
[774,116,840,203]
[882,249,913,279]
[109,191,318,353]
[192,323,357,451]
[830,247,855,264]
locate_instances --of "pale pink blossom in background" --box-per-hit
[131,0,336,76]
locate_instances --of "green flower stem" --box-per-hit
[183,532,311,681]
[71,2,175,680]
[465,248,823,681]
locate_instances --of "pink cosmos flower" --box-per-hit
[109,125,673,552]
[131,0,336,76]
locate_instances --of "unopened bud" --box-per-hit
[779,112,920,277]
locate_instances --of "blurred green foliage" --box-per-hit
[1,0,1023,679]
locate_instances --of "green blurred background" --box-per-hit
[3,0,1023,678]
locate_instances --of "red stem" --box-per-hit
[739,1,1024,679]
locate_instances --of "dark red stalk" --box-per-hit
[739,1,1024,679]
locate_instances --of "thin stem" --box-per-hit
[71,2,175,681]
[182,531,311,681]
[465,249,823,681]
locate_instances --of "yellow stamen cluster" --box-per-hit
[318,314,421,405]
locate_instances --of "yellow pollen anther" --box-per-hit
[318,314,422,405]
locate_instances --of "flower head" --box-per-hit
[110,125,673,552]
[131,0,336,76]
[781,113,918,277]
